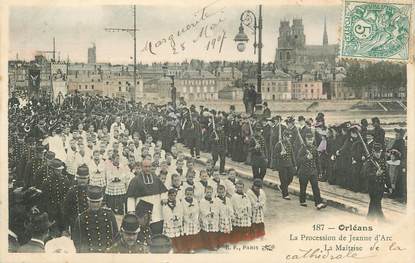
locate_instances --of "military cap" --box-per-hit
[50,158,64,170]
[76,164,90,178]
[87,185,103,201]
[135,200,154,217]
[272,115,282,121]
[254,123,263,130]
[372,143,383,152]
[45,151,56,160]
[253,178,263,188]
[361,119,368,126]
[121,214,140,233]
[298,116,305,121]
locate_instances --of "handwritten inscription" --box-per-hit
[141,1,226,55]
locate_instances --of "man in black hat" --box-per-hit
[188,112,202,159]
[63,164,90,235]
[275,129,296,200]
[389,128,406,201]
[17,208,52,253]
[210,118,227,175]
[363,143,392,220]
[40,158,70,234]
[72,185,118,253]
[135,200,154,246]
[34,150,55,189]
[270,115,285,170]
[262,102,271,119]
[371,117,385,148]
[107,214,148,253]
[297,131,327,210]
[23,144,46,189]
[250,124,268,181]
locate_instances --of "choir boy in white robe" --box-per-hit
[216,184,234,247]
[162,188,183,253]
[199,185,220,251]
[181,187,202,253]
[224,168,237,198]
[247,179,266,240]
[230,180,252,243]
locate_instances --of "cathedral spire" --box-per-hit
[323,16,328,46]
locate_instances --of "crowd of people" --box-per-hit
[8,90,407,254]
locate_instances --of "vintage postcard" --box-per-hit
[0,0,414,262]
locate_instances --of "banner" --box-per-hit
[28,69,40,91]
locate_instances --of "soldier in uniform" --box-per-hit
[63,164,90,235]
[297,131,327,210]
[107,214,148,253]
[210,118,227,175]
[72,185,119,253]
[40,158,70,234]
[364,143,392,220]
[135,200,153,246]
[274,130,296,200]
[188,112,202,159]
[270,116,285,170]
[250,124,268,181]
[34,151,55,189]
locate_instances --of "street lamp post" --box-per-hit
[234,4,263,115]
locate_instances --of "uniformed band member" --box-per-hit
[63,164,90,235]
[107,213,148,253]
[250,124,268,181]
[40,158,70,233]
[135,200,154,246]
[275,129,296,200]
[72,185,118,253]
[364,143,392,220]
[297,131,327,209]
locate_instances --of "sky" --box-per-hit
[9,1,342,64]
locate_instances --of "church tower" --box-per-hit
[323,16,328,47]
[275,20,294,72]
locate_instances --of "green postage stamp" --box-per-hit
[340,0,412,62]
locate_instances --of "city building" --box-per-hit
[292,72,326,100]
[67,65,144,100]
[248,70,292,101]
[275,17,339,73]
[8,60,29,95]
[88,43,96,64]
[330,73,356,99]
[215,66,243,92]
[177,70,218,100]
